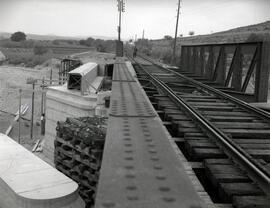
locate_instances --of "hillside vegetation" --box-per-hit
[143,21,270,65]
[0,32,116,67]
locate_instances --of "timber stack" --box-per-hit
[55,116,107,207]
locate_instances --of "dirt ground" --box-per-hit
[0,60,60,150]
[0,52,116,151]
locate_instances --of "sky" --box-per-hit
[0,0,269,40]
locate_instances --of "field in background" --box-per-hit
[0,45,92,67]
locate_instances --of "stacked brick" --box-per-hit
[54,116,106,207]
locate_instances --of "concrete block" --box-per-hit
[0,133,84,208]
[97,91,111,105]
[43,86,98,160]
[95,106,109,117]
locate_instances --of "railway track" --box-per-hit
[129,55,270,208]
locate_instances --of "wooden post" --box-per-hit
[30,83,35,140]
[41,77,45,135]
[18,89,22,144]
[50,68,53,85]
[59,62,62,85]
[255,41,270,102]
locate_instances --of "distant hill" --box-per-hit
[0,32,116,41]
[152,21,270,46]
[214,21,270,35]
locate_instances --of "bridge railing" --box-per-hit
[180,41,270,102]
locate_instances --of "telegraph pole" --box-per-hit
[18,89,22,144]
[117,0,125,41]
[172,0,181,64]
[116,0,125,56]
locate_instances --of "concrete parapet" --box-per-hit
[0,133,84,208]
[43,85,98,161]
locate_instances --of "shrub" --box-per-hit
[246,33,262,42]
[10,32,26,42]
[164,35,173,40]
[33,44,48,55]
[188,31,195,36]
[52,40,60,45]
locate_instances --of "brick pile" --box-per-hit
[54,116,106,207]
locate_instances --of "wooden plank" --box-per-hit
[214,122,270,129]
[173,137,185,142]
[204,158,232,165]
[185,132,205,137]
[179,94,216,99]
[205,164,250,187]
[185,141,217,148]
[233,196,270,208]
[190,162,204,169]
[174,121,197,128]
[190,102,235,107]
[153,97,170,101]
[215,204,233,208]
[247,149,270,161]
[153,94,168,98]
[169,114,191,121]
[163,109,183,114]
[206,164,245,175]
[185,141,218,157]
[223,129,270,138]
[178,127,202,136]
[193,148,226,160]
[240,143,270,149]
[234,139,270,144]
[184,138,210,142]
[157,100,175,106]
[184,98,220,102]
[219,183,264,202]
[201,111,251,116]
[195,106,238,111]
[208,116,258,122]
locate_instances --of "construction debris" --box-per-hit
[55,116,106,207]
[5,104,29,136]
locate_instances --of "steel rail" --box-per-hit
[130,55,270,196]
[140,54,270,122]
